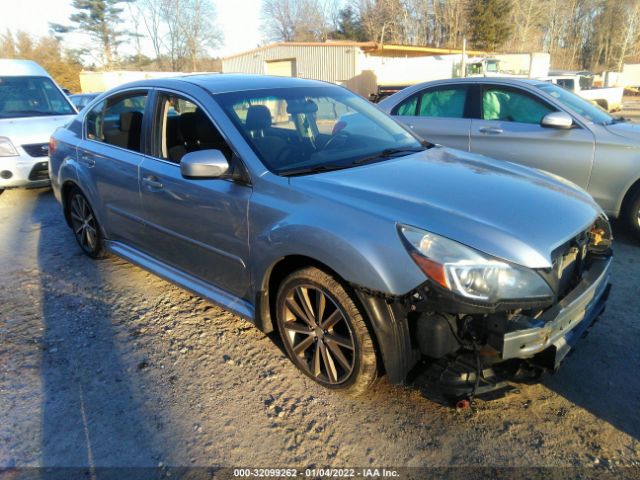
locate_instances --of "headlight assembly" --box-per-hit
[0,137,18,157]
[399,224,553,303]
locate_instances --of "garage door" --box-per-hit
[266,59,296,77]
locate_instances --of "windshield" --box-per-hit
[537,82,613,125]
[0,76,75,119]
[214,86,423,175]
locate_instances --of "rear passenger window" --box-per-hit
[156,94,231,163]
[85,92,147,152]
[416,87,467,118]
[394,95,418,116]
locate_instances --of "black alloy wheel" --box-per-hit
[276,267,378,395]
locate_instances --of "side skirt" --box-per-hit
[105,240,255,322]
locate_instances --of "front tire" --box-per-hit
[626,188,640,239]
[67,187,106,258]
[275,267,378,395]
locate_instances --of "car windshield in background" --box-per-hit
[214,86,423,175]
[0,76,75,119]
[537,82,613,125]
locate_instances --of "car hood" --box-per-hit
[0,115,75,145]
[292,147,603,269]
[603,121,640,141]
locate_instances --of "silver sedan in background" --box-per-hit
[378,78,640,238]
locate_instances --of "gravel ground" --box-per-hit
[1,147,640,475]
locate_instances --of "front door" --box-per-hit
[138,91,252,299]
[470,85,595,189]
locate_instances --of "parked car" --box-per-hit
[544,73,623,112]
[0,59,77,195]
[68,92,102,111]
[379,77,640,238]
[49,75,612,399]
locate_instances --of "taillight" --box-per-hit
[49,137,57,156]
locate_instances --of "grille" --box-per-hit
[22,143,49,157]
[28,162,49,181]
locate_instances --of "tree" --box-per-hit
[0,30,83,91]
[136,0,165,65]
[356,0,405,44]
[180,0,223,71]
[468,0,513,50]
[330,6,367,41]
[261,0,336,42]
[50,0,133,69]
[134,0,222,72]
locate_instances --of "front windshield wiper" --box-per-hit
[279,164,352,177]
[352,145,428,165]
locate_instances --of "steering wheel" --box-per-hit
[319,131,350,152]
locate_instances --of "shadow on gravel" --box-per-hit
[33,190,166,475]
[542,220,640,442]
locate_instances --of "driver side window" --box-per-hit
[482,87,555,124]
[155,93,231,164]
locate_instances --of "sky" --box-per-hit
[0,0,264,59]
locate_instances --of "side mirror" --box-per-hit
[541,111,574,129]
[180,150,229,179]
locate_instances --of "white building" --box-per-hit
[222,41,485,98]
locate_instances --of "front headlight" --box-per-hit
[0,137,18,157]
[399,225,552,303]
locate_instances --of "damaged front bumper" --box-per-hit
[355,253,613,398]
[501,256,611,369]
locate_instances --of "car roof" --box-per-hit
[0,59,51,77]
[417,77,547,87]
[112,74,332,94]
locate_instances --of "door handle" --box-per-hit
[478,127,504,135]
[79,153,95,167]
[142,176,163,191]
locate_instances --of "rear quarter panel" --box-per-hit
[50,118,82,206]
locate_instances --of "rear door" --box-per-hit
[390,84,472,151]
[76,89,149,247]
[137,90,252,299]
[469,84,595,189]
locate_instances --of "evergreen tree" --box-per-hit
[50,0,132,68]
[468,0,513,51]
[331,6,367,41]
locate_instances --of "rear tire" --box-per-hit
[626,189,640,239]
[275,267,378,396]
[67,187,106,258]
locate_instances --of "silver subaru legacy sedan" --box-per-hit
[49,75,613,400]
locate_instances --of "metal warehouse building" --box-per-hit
[221,41,480,98]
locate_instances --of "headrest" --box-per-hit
[179,110,218,142]
[120,111,142,132]
[245,105,272,131]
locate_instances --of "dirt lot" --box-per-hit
[1,117,640,476]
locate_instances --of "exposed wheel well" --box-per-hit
[258,255,340,334]
[621,178,640,216]
[60,181,80,226]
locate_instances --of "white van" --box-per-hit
[0,59,77,194]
